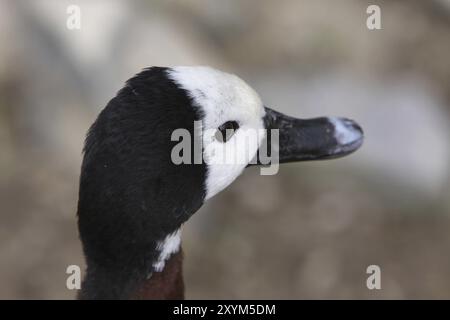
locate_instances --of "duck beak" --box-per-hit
[256,107,364,164]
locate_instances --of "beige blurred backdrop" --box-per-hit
[0,0,449,299]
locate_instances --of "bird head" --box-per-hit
[77,66,363,298]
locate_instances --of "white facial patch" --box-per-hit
[167,66,266,200]
[328,117,361,145]
[152,229,181,273]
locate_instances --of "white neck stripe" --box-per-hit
[152,229,181,272]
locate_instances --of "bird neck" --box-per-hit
[133,248,185,299]
[78,243,184,300]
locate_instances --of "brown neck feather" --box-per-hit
[133,248,185,299]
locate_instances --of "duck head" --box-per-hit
[77,66,363,299]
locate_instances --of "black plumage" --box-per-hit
[77,67,206,299]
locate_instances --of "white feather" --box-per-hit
[168,66,266,200]
[152,229,181,272]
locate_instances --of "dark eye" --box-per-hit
[215,121,239,143]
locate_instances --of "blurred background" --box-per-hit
[0,0,449,299]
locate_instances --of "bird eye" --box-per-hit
[215,121,239,143]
